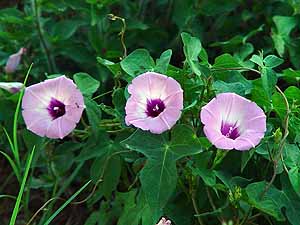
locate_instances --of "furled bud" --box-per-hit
[0,82,24,93]
[4,48,26,74]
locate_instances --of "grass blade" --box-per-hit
[0,150,21,182]
[39,162,85,224]
[3,127,16,161]
[9,146,35,225]
[43,180,91,225]
[12,63,33,168]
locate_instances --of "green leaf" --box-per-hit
[213,53,241,68]
[246,176,300,225]
[120,49,155,77]
[246,181,286,221]
[272,16,297,56]
[261,67,277,100]
[74,72,100,97]
[181,32,202,61]
[84,98,101,135]
[51,20,86,40]
[283,144,300,169]
[84,211,100,225]
[172,0,196,28]
[112,88,126,118]
[155,49,172,74]
[273,16,297,37]
[272,92,286,120]
[271,33,285,57]
[181,32,203,76]
[241,148,255,173]
[285,86,300,102]
[188,163,216,186]
[91,152,121,199]
[90,143,122,200]
[282,68,300,83]
[117,190,145,225]
[213,80,250,96]
[288,167,300,197]
[250,54,264,67]
[121,125,202,219]
[97,57,122,77]
[264,55,284,68]
[280,175,300,225]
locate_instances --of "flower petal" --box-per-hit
[125,72,183,134]
[200,92,266,151]
[45,117,76,139]
[22,109,52,137]
[22,76,85,139]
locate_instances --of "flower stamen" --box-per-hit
[146,99,165,117]
[221,121,240,140]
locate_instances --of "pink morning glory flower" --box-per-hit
[125,72,183,134]
[0,82,23,93]
[22,76,85,139]
[200,93,266,151]
[5,48,26,74]
[156,217,171,225]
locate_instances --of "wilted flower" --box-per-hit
[22,76,85,139]
[4,48,26,74]
[125,72,183,134]
[156,217,171,225]
[200,93,266,151]
[0,82,23,93]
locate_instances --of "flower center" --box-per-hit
[146,99,166,117]
[47,98,66,120]
[221,121,240,140]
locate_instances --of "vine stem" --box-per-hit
[31,0,56,73]
[260,85,290,198]
[211,67,260,74]
[213,67,290,225]
[206,187,224,223]
[191,192,205,225]
[241,85,290,225]
[107,14,127,59]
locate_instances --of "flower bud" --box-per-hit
[0,82,24,93]
[4,48,26,74]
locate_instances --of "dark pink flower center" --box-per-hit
[47,98,66,120]
[146,99,165,117]
[221,121,240,140]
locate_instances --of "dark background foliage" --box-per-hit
[0,0,300,225]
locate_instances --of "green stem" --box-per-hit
[260,85,290,197]
[31,0,56,73]
[92,90,113,100]
[211,67,260,74]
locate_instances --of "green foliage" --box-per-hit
[121,125,202,221]
[120,49,155,78]
[0,1,300,225]
[74,72,100,97]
